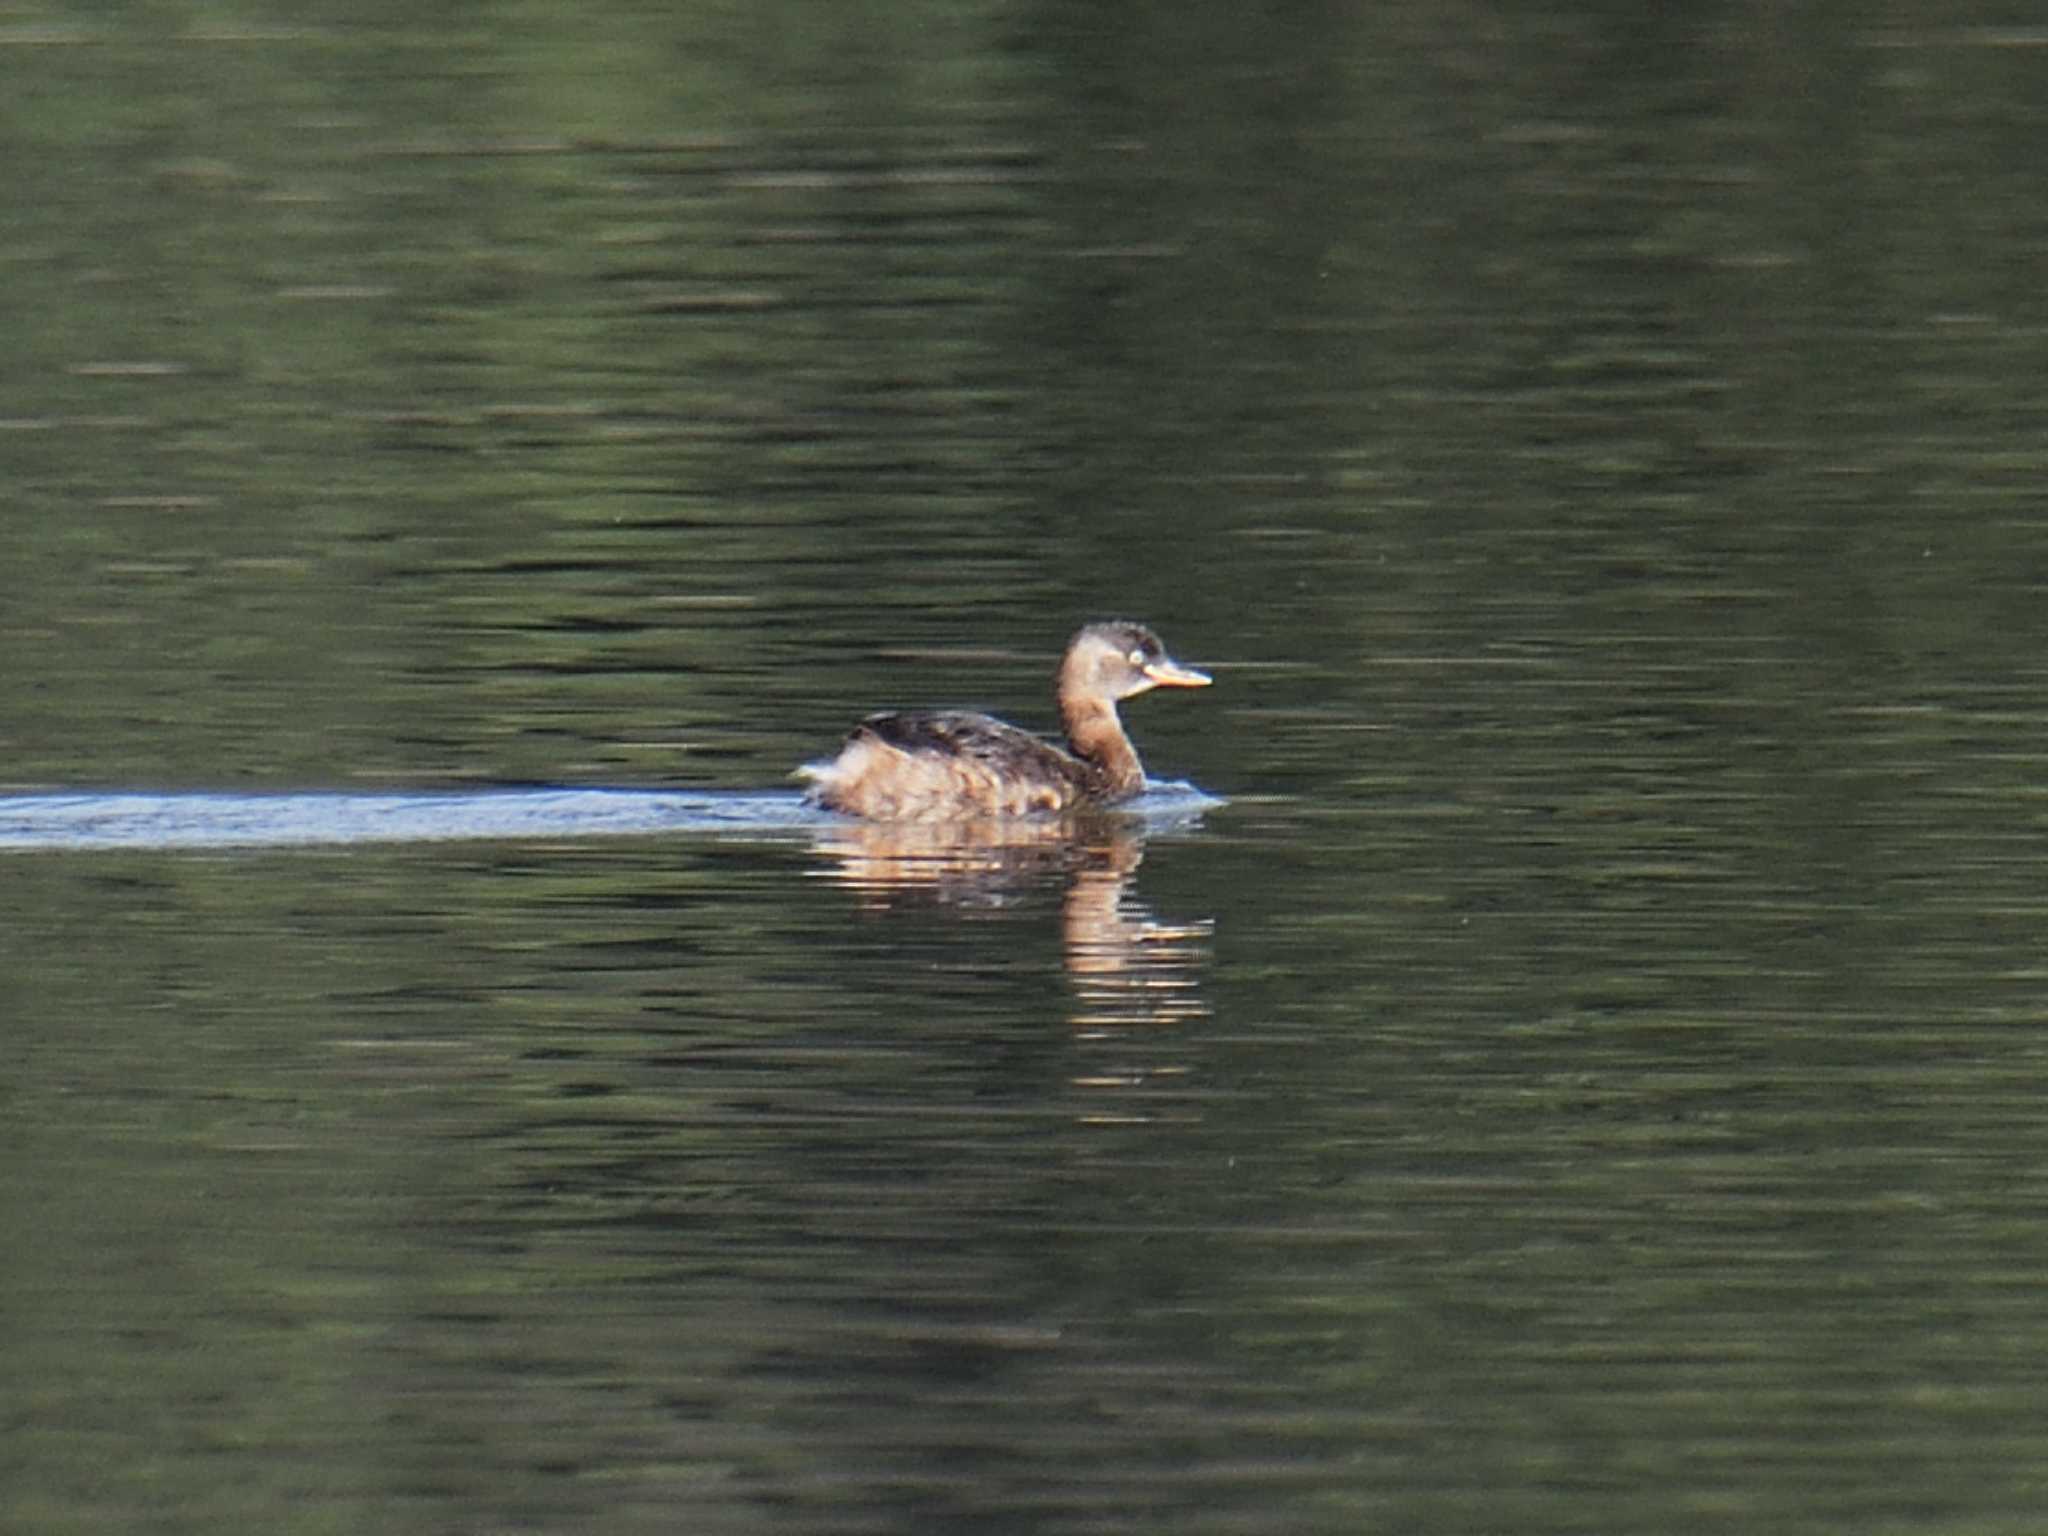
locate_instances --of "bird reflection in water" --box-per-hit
[806,818,1212,1036]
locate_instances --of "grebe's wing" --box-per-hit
[799,710,1085,819]
[851,710,1055,762]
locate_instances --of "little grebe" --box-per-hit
[799,621,1211,821]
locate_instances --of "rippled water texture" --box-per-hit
[7,6,2048,1534]
[0,785,1218,849]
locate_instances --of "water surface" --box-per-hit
[0,785,1216,850]
[7,5,2048,1533]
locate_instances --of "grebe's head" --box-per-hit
[1063,621,1212,703]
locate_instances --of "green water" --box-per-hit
[7,4,2048,1532]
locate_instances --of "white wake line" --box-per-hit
[0,784,1222,851]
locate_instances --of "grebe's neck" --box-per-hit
[1060,693,1144,796]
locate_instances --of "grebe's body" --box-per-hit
[799,622,1210,822]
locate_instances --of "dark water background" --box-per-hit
[7,5,2048,1531]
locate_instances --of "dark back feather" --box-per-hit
[854,710,1070,768]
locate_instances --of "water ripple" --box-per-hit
[0,783,1221,851]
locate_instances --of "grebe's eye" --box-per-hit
[1127,649,1146,666]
